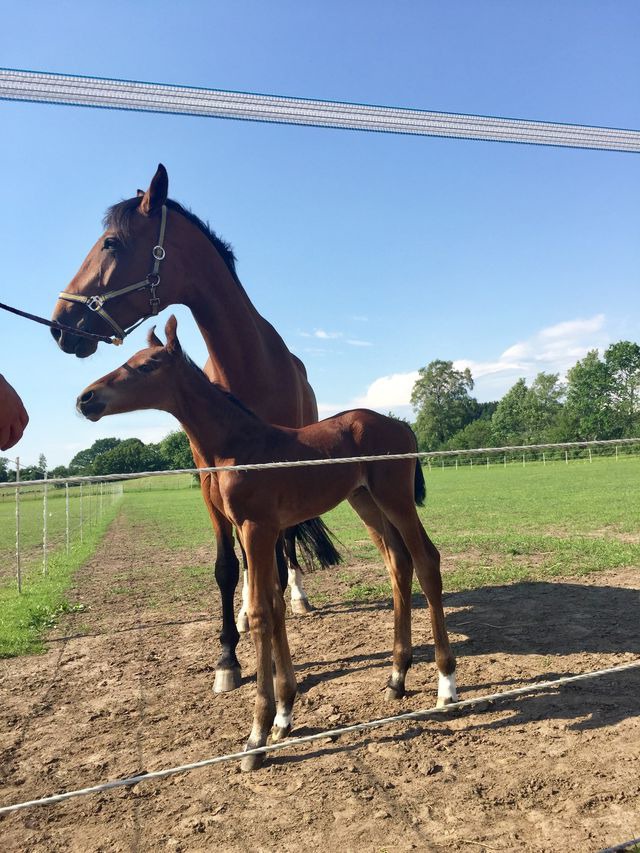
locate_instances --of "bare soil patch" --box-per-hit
[1,512,639,852]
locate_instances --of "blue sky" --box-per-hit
[1,1,639,467]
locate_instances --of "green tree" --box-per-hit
[69,437,122,475]
[523,372,564,442]
[564,351,613,440]
[445,418,494,450]
[159,430,195,469]
[604,341,640,437]
[491,378,529,445]
[0,457,9,482]
[92,438,164,475]
[411,360,476,450]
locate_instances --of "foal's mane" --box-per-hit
[182,353,261,420]
[105,197,239,282]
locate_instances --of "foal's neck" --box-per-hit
[169,359,266,465]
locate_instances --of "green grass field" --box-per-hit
[123,455,640,590]
[1,455,638,657]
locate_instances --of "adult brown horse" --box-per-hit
[77,317,458,771]
[51,164,338,693]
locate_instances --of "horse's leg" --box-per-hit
[197,472,243,694]
[237,535,287,633]
[284,528,313,615]
[367,472,457,707]
[348,488,414,700]
[270,576,298,743]
[241,523,279,772]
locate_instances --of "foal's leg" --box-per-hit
[348,488,414,700]
[197,472,242,694]
[284,528,313,615]
[368,479,457,707]
[271,579,298,743]
[237,535,288,633]
[241,524,280,772]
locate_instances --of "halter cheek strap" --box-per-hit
[58,204,168,345]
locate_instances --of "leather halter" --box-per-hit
[58,204,168,345]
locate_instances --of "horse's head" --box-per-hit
[52,164,172,357]
[77,315,183,421]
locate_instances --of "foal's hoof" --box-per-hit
[236,612,250,633]
[291,597,314,616]
[385,684,406,701]
[436,695,455,709]
[271,723,292,743]
[240,750,266,772]
[213,667,242,694]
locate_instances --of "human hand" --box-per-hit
[0,374,29,450]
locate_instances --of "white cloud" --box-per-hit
[300,329,342,340]
[319,313,613,414]
[346,339,373,347]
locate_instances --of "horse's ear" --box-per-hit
[147,325,162,347]
[164,314,181,354]
[136,189,145,198]
[139,164,168,215]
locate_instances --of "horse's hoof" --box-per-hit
[213,667,242,694]
[291,597,314,616]
[240,750,266,772]
[271,723,292,743]
[436,695,455,709]
[385,684,405,701]
[236,612,250,633]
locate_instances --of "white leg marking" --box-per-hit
[389,666,404,688]
[274,709,293,731]
[437,671,458,703]
[236,568,250,633]
[288,567,308,602]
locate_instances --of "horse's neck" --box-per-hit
[182,249,276,388]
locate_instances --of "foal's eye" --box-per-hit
[102,237,120,254]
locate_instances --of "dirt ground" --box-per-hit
[1,513,639,852]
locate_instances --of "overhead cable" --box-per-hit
[1,68,639,152]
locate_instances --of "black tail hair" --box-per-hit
[414,462,426,506]
[291,516,342,572]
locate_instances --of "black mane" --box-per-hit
[104,197,239,281]
[183,355,260,420]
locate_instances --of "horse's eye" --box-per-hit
[136,361,157,374]
[102,237,120,253]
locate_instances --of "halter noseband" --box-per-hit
[58,204,168,345]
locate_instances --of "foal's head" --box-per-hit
[77,315,185,421]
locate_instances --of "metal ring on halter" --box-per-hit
[86,295,105,312]
[146,273,161,287]
[152,245,166,260]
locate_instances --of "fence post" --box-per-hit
[543,452,546,466]
[80,482,84,542]
[589,448,592,464]
[565,450,568,465]
[616,445,619,461]
[522,453,525,467]
[504,455,506,468]
[15,457,21,594]
[65,483,70,555]
[42,469,48,575]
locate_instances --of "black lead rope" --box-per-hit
[0,301,116,344]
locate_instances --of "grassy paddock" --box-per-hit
[0,501,121,657]
[120,455,640,596]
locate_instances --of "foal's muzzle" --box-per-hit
[77,389,106,420]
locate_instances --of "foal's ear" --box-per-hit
[139,164,168,215]
[146,325,163,347]
[164,314,182,354]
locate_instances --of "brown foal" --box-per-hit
[77,317,457,771]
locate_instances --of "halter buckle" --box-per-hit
[152,245,166,261]
[87,295,105,312]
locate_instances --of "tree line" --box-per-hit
[1,339,638,482]
[410,340,640,451]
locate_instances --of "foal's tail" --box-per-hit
[414,462,426,507]
[289,517,342,572]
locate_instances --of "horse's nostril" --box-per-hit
[80,390,94,404]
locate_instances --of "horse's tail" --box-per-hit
[289,516,342,572]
